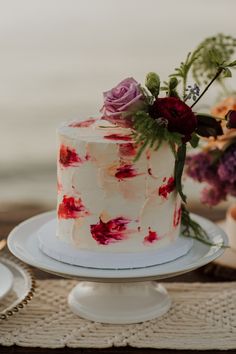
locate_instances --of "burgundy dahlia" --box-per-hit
[149,97,197,142]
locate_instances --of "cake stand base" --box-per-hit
[68,281,170,324]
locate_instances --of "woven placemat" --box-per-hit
[0,279,236,350]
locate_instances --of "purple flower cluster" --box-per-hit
[186,144,236,205]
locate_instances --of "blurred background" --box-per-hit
[1,0,236,210]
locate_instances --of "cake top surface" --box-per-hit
[58,118,134,143]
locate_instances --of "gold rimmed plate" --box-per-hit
[0,251,36,320]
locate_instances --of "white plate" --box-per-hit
[7,211,228,282]
[0,253,35,320]
[0,263,13,300]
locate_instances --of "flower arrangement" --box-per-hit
[101,34,236,246]
[186,105,236,206]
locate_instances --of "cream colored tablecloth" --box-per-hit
[0,279,236,349]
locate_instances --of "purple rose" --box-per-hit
[102,78,144,127]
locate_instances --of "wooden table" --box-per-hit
[0,203,235,354]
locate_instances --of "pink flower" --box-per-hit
[102,78,144,127]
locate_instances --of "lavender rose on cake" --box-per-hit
[102,77,145,127]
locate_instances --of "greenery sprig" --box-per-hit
[192,34,236,87]
[191,55,236,108]
[170,51,198,99]
[181,205,227,247]
[132,111,182,161]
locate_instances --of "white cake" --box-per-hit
[56,118,182,253]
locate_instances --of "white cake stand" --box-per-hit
[7,211,227,324]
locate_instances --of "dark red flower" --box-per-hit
[226,110,236,129]
[149,97,197,142]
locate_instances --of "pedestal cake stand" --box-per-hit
[7,211,227,324]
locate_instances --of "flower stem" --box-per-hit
[183,76,187,100]
[191,68,223,109]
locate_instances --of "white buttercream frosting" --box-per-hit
[57,118,181,253]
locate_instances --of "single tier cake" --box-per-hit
[57,118,181,253]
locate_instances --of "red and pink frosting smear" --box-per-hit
[173,204,182,228]
[104,133,132,141]
[58,195,89,219]
[119,143,137,157]
[59,145,82,167]
[59,145,90,168]
[69,118,97,128]
[115,164,139,180]
[90,217,130,245]
[158,177,175,199]
[144,228,159,244]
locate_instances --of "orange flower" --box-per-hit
[211,96,236,118]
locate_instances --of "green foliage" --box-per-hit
[170,52,197,81]
[169,35,236,103]
[174,145,187,203]
[132,110,188,203]
[132,111,182,160]
[192,34,236,86]
[170,52,198,99]
[181,205,226,247]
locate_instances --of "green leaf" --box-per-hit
[195,113,223,137]
[174,144,187,203]
[223,67,232,77]
[133,139,149,162]
[228,59,236,67]
[189,133,199,148]
[196,126,218,137]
